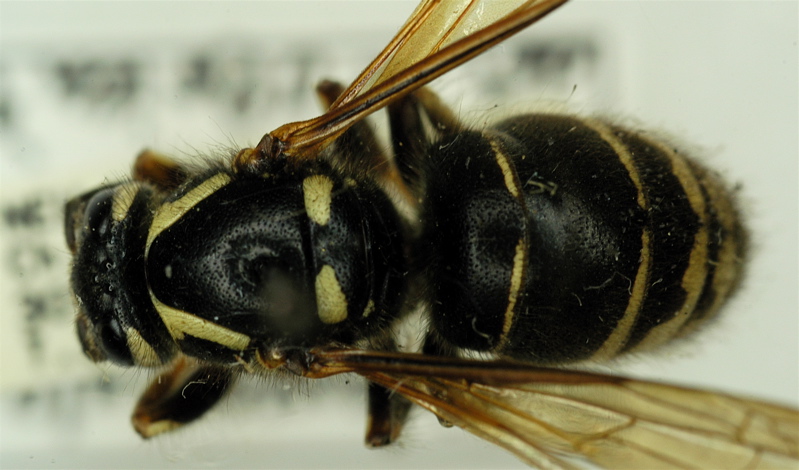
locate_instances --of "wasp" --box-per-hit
[64,0,798,467]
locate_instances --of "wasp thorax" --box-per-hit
[143,164,407,363]
[65,183,177,367]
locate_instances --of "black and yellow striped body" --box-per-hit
[64,106,749,444]
[421,114,746,364]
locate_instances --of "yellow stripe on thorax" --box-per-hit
[150,291,251,351]
[146,173,231,254]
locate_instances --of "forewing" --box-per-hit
[333,0,552,108]
[311,349,799,469]
[267,0,568,158]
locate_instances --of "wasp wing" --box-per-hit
[266,0,568,159]
[311,349,799,469]
[332,0,559,108]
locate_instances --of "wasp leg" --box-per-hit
[387,87,462,194]
[366,381,413,447]
[132,355,236,438]
[316,80,415,204]
[314,79,344,110]
[421,331,457,428]
[254,343,412,446]
[363,333,412,447]
[316,80,388,173]
[132,149,188,190]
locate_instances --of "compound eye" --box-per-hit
[64,186,115,253]
[97,317,134,366]
[84,188,115,240]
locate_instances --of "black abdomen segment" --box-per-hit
[421,114,745,364]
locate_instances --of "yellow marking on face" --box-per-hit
[496,239,526,351]
[315,265,348,324]
[489,139,520,198]
[303,175,334,226]
[147,172,231,252]
[111,183,140,222]
[150,292,251,351]
[125,326,162,366]
[362,299,375,318]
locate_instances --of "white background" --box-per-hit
[1,1,797,469]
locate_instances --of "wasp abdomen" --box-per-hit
[422,114,745,364]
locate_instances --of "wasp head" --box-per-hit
[65,183,177,367]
